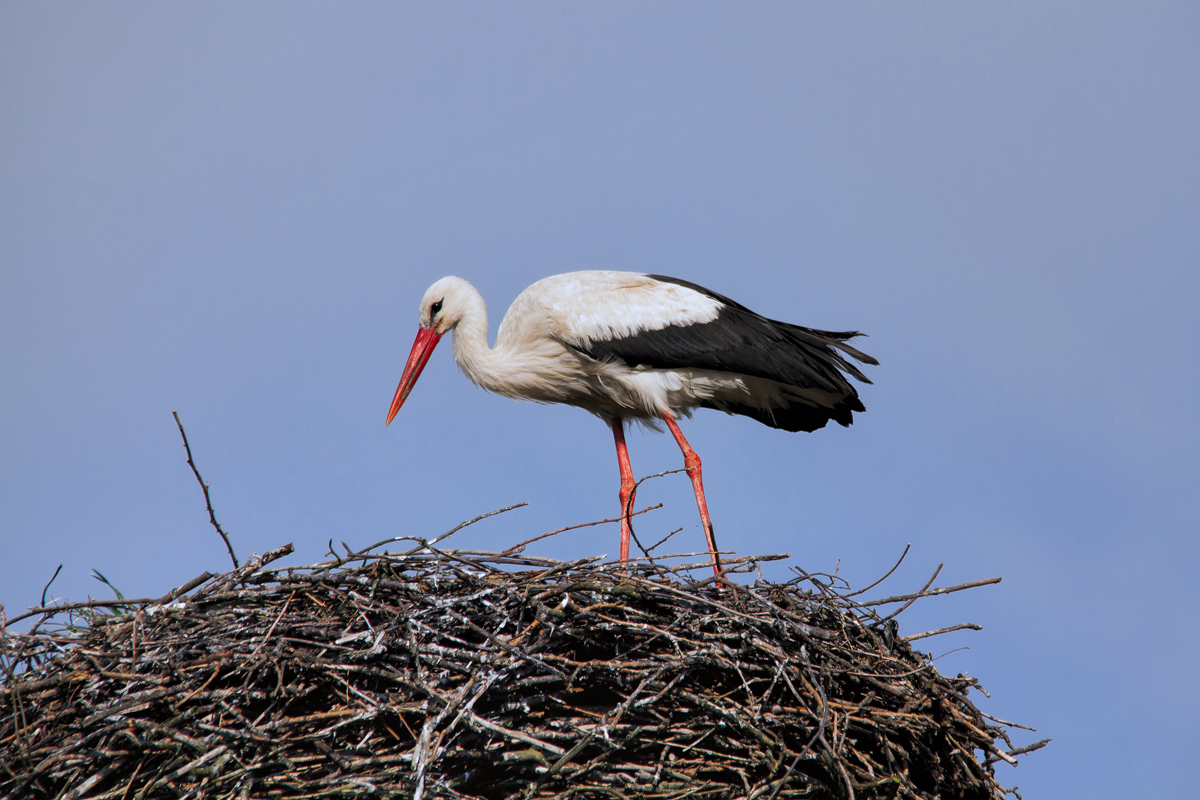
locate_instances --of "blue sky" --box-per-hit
[2,4,1197,797]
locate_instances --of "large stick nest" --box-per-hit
[1,532,1043,800]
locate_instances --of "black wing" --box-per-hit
[575,275,879,432]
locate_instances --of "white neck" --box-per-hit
[448,284,505,393]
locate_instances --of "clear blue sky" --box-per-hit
[2,4,1197,797]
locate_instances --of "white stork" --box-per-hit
[386,271,877,578]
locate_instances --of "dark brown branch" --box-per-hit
[984,737,1051,766]
[4,571,215,629]
[40,564,63,608]
[339,502,531,567]
[903,623,983,642]
[501,504,663,555]
[880,563,942,622]
[839,544,911,598]
[858,576,1003,609]
[172,411,238,568]
[625,469,686,560]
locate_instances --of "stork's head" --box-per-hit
[417,276,474,334]
[386,276,472,426]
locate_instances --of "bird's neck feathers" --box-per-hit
[448,288,501,391]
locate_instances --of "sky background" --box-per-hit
[2,4,1197,797]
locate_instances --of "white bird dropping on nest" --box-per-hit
[386,271,877,578]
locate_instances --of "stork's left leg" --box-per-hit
[611,418,636,566]
[660,411,722,579]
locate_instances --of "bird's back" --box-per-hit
[496,271,724,350]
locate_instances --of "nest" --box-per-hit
[1,530,1044,800]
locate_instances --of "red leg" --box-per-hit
[660,411,722,580]
[611,418,636,565]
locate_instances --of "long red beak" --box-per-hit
[386,327,443,425]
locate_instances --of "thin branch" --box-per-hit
[40,564,63,608]
[251,591,295,656]
[980,712,1038,732]
[341,502,530,566]
[839,544,911,598]
[416,502,531,552]
[858,576,1003,609]
[4,572,214,629]
[984,738,1052,766]
[625,469,685,560]
[173,411,238,568]
[903,623,983,642]
[501,504,662,555]
[645,527,682,554]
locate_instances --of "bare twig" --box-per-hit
[646,527,682,554]
[984,738,1052,765]
[619,470,686,563]
[173,411,238,568]
[859,576,1003,609]
[839,544,911,598]
[880,563,942,623]
[40,564,63,608]
[4,572,214,630]
[341,502,530,566]
[251,590,295,656]
[500,503,664,555]
[903,623,983,642]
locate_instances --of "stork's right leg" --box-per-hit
[611,418,636,565]
[660,411,722,581]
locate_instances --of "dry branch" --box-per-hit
[173,411,238,569]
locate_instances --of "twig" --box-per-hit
[767,643,832,800]
[412,501,531,552]
[839,544,910,598]
[903,623,983,642]
[624,469,685,560]
[646,527,682,554]
[40,564,63,608]
[173,411,238,568]
[880,563,942,623]
[984,738,1051,765]
[340,502,530,565]
[501,504,663,555]
[980,712,1038,732]
[4,572,214,629]
[858,576,1003,609]
[251,590,295,656]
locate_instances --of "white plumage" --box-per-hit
[387,271,877,578]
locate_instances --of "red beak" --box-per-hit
[386,327,443,425]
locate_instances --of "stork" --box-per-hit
[386,271,877,578]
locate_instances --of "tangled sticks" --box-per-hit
[1,537,1045,800]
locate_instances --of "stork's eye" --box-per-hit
[431,299,443,317]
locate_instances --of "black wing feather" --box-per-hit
[575,274,878,432]
[645,274,878,379]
